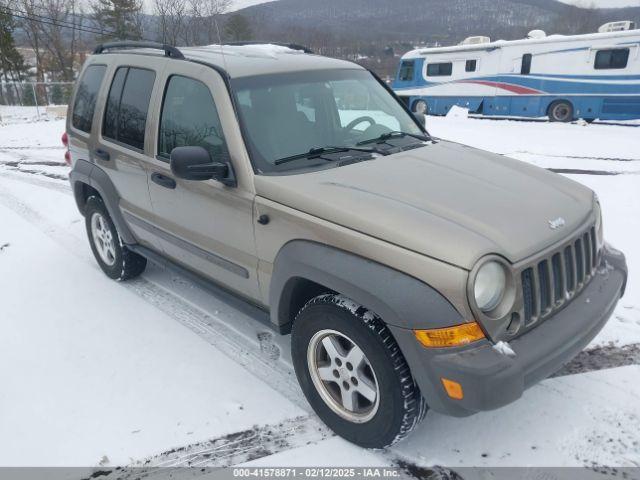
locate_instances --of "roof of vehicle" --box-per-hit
[401,28,640,59]
[93,43,364,78]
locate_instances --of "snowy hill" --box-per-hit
[226,0,278,12]
[239,0,640,45]
[555,0,640,8]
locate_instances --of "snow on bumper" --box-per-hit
[391,244,628,417]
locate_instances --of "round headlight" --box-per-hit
[473,261,507,312]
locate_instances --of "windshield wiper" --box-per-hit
[357,131,431,146]
[274,145,384,166]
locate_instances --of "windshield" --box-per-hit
[232,69,425,173]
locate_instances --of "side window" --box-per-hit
[158,75,229,161]
[102,67,156,150]
[398,60,415,81]
[103,68,126,140]
[426,62,453,77]
[72,65,107,133]
[595,49,629,70]
[465,59,477,72]
[521,54,532,75]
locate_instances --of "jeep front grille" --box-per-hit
[520,226,599,326]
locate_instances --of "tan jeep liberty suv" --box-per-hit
[67,41,628,448]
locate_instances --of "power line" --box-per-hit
[9,1,119,32]
[8,7,121,38]
[4,6,151,41]
[10,10,119,38]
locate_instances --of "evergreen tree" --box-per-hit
[92,0,144,41]
[0,3,29,105]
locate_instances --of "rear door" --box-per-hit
[144,62,261,301]
[93,55,166,252]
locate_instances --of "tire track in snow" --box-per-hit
[547,168,640,176]
[0,174,307,410]
[553,343,640,378]
[0,172,334,470]
[133,416,329,469]
[125,275,307,407]
[81,417,331,478]
[0,168,71,193]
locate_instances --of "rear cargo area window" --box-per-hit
[72,65,106,133]
[398,60,415,81]
[102,67,156,150]
[594,49,630,70]
[158,75,229,161]
[426,62,452,76]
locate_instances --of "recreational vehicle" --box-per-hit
[393,22,640,122]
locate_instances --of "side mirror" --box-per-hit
[170,146,229,182]
[414,112,426,127]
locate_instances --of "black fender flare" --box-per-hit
[269,240,463,331]
[69,159,137,245]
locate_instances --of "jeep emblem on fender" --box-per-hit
[548,217,566,230]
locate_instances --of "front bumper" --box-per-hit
[390,244,628,417]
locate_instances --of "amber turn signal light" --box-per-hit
[441,378,464,400]
[414,322,485,348]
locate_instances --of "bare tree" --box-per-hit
[189,0,230,45]
[15,0,45,85]
[153,0,187,45]
[37,0,78,80]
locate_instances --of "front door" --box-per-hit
[143,63,261,302]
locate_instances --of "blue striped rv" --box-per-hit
[392,22,640,122]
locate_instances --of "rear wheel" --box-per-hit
[85,196,146,281]
[291,294,426,448]
[548,100,574,122]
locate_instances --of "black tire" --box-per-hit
[84,195,146,281]
[412,99,428,115]
[291,294,426,448]
[548,100,574,122]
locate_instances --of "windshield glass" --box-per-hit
[232,69,424,173]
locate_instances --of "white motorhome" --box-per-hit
[393,22,640,122]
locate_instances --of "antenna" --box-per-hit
[213,15,229,71]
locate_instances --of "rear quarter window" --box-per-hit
[72,65,107,133]
[102,67,156,150]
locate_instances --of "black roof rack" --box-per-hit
[223,42,314,54]
[93,41,185,59]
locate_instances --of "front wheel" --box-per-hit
[412,99,428,115]
[548,100,574,122]
[291,294,426,448]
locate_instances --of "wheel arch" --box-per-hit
[69,159,136,244]
[270,240,464,334]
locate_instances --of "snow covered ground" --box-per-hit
[1,106,639,472]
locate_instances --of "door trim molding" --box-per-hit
[122,210,250,279]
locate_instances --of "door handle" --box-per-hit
[151,172,176,189]
[94,148,110,162]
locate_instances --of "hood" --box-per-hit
[254,141,595,269]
